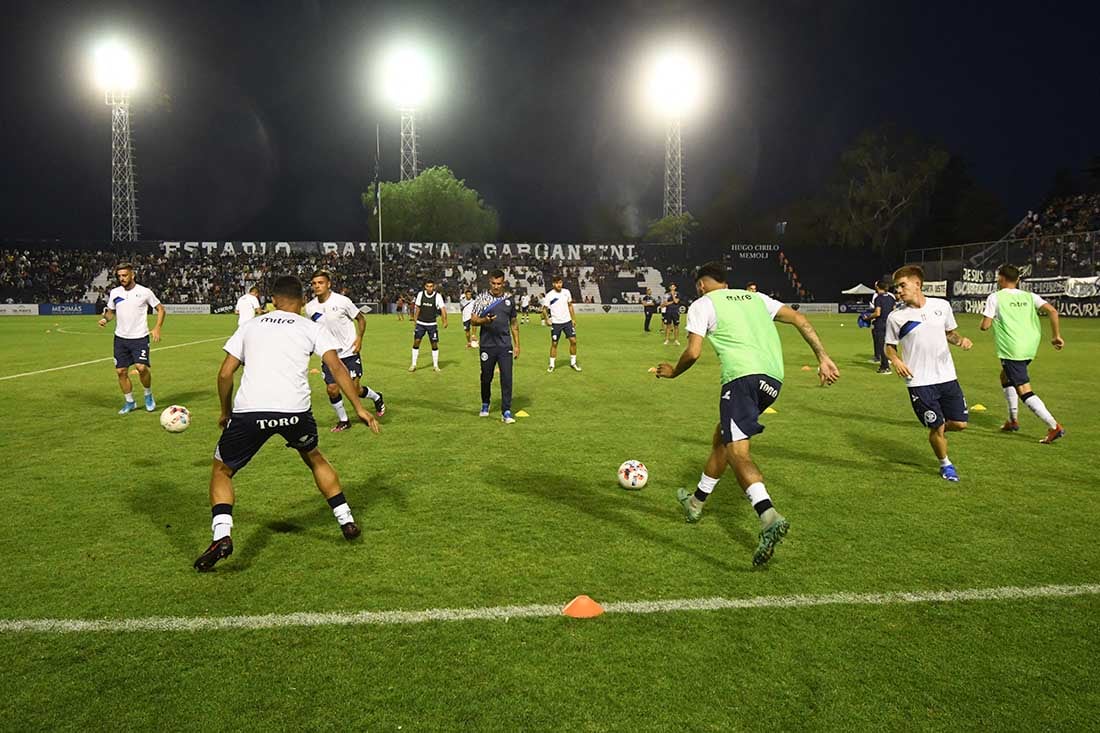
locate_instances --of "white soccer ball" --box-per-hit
[470,340,479,348]
[160,405,191,433]
[618,460,648,490]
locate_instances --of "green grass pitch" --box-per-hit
[1,312,1097,730]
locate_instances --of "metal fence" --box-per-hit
[904,230,1100,281]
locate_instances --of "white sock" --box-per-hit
[939,457,952,468]
[697,473,720,498]
[1023,393,1058,429]
[570,355,577,365]
[549,357,556,367]
[143,387,153,396]
[1003,387,1019,421]
[744,482,777,525]
[411,348,419,366]
[363,386,381,402]
[123,392,134,403]
[212,514,233,541]
[331,502,354,525]
[331,399,349,422]
[432,349,439,367]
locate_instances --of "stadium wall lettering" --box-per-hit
[155,241,651,263]
[924,280,948,297]
[162,304,211,315]
[950,296,1100,317]
[791,303,840,314]
[0,303,38,316]
[37,303,97,316]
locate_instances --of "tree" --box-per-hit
[914,155,1011,244]
[644,212,699,244]
[823,126,949,252]
[362,166,499,242]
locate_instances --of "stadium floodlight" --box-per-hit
[641,43,708,238]
[378,41,435,181]
[91,38,140,242]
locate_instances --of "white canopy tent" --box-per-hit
[841,283,875,295]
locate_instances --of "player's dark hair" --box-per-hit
[489,269,505,280]
[876,279,891,291]
[746,281,757,289]
[424,278,434,285]
[694,262,728,284]
[272,275,304,300]
[249,285,260,293]
[311,269,331,282]
[552,274,563,282]
[116,262,134,272]
[892,264,925,284]
[998,264,1021,283]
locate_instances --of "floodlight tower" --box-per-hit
[381,43,432,181]
[94,41,140,242]
[645,46,705,244]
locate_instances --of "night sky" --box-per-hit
[2,0,1097,244]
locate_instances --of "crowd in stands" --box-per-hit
[1004,193,1100,277]
[1008,193,1100,240]
[1,249,115,304]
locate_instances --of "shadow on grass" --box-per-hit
[495,465,743,573]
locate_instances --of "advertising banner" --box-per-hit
[0,303,38,316]
[792,303,839,314]
[925,280,947,297]
[38,303,97,316]
[162,304,211,315]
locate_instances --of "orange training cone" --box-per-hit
[562,595,604,619]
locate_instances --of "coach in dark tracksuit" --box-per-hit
[470,269,521,422]
[641,289,657,332]
[870,280,896,373]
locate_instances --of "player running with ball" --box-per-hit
[654,262,839,566]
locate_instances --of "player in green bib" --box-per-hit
[653,262,840,566]
[979,264,1065,443]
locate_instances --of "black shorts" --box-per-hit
[1000,359,1032,387]
[718,374,782,444]
[463,319,471,331]
[321,354,363,385]
[907,380,969,429]
[551,322,576,342]
[214,411,319,471]
[663,311,680,325]
[113,336,150,368]
[413,323,440,342]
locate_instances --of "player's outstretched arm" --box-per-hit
[216,355,241,429]
[322,350,380,433]
[885,344,911,379]
[654,333,703,378]
[774,306,839,385]
[1040,303,1065,349]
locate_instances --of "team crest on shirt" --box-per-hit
[923,410,938,425]
[505,300,511,307]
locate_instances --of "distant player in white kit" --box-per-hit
[460,288,478,348]
[885,265,973,482]
[542,275,581,372]
[193,275,380,572]
[306,270,386,431]
[234,285,262,327]
[97,262,166,415]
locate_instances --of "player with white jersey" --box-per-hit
[409,278,448,372]
[193,275,380,572]
[885,265,973,482]
[542,275,581,372]
[306,270,386,432]
[460,288,478,348]
[234,286,262,327]
[979,264,1065,442]
[97,262,166,415]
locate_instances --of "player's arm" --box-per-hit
[216,354,241,429]
[541,304,550,326]
[945,329,973,350]
[1040,303,1064,349]
[885,344,912,379]
[655,333,703,378]
[774,306,839,385]
[353,312,366,353]
[321,349,380,433]
[869,306,881,321]
[98,308,115,327]
[470,309,494,327]
[510,315,521,358]
[568,301,576,324]
[979,316,993,331]
[440,296,449,328]
[151,303,166,342]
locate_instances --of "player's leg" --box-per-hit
[567,331,580,370]
[548,327,559,371]
[464,321,472,347]
[410,330,423,371]
[673,320,681,345]
[479,349,495,416]
[500,350,515,422]
[356,377,385,416]
[114,365,137,413]
[429,327,441,370]
[299,448,360,540]
[1008,360,1064,441]
[1000,366,1020,430]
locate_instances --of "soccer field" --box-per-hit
[1,312,1097,730]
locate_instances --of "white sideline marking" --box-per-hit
[0,337,225,381]
[2,583,1096,635]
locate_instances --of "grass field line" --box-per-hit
[0,337,225,381]
[2,583,1097,635]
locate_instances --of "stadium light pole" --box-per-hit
[93,40,140,243]
[379,43,433,181]
[643,45,706,245]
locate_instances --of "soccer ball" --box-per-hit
[160,405,191,433]
[618,460,648,490]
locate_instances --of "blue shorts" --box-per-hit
[907,380,969,429]
[113,336,150,368]
[463,319,471,331]
[551,322,576,342]
[321,354,363,385]
[1000,359,1032,387]
[214,411,319,471]
[718,374,782,443]
[413,323,440,342]
[663,311,680,325]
